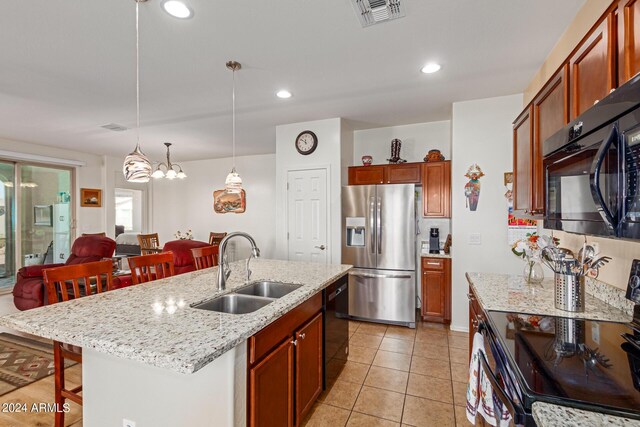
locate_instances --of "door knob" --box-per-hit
[314,245,326,250]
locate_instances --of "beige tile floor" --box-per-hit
[302,319,472,427]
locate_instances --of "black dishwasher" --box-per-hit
[323,274,349,389]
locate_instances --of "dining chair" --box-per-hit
[127,252,175,285]
[137,233,161,255]
[208,232,227,246]
[42,260,114,427]
[191,245,219,270]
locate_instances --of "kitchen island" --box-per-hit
[0,259,351,427]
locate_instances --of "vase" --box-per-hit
[361,155,373,166]
[523,257,544,284]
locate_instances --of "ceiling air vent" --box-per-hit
[350,0,404,27]
[101,123,128,132]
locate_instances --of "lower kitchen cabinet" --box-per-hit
[421,257,451,324]
[247,293,323,427]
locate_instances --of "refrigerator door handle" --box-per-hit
[376,197,382,254]
[350,271,413,279]
[369,197,376,254]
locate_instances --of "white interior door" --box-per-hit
[287,168,328,264]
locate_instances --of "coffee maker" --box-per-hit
[429,227,440,254]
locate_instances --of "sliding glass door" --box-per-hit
[0,162,15,290]
[20,165,73,267]
[0,161,73,293]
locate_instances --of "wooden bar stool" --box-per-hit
[127,252,175,284]
[137,233,161,255]
[208,232,227,246]
[191,245,219,270]
[43,260,114,427]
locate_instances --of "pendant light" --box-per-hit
[225,61,243,193]
[123,0,152,183]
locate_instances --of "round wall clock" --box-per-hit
[295,130,318,155]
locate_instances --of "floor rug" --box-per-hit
[0,332,75,396]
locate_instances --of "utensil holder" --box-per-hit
[554,273,585,312]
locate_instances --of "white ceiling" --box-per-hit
[0,0,585,162]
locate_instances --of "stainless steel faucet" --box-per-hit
[217,232,261,291]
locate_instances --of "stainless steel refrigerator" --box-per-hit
[342,184,416,328]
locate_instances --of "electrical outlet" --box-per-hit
[591,323,600,345]
[123,419,136,427]
[468,233,482,245]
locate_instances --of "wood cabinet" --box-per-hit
[619,0,640,84]
[294,313,323,421]
[569,10,617,119]
[513,106,533,215]
[347,163,422,185]
[467,286,485,361]
[348,165,385,185]
[530,65,570,215]
[248,293,323,427]
[422,161,451,218]
[249,339,294,427]
[421,257,451,324]
[386,163,422,184]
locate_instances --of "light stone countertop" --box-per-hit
[0,259,351,374]
[465,272,631,322]
[420,252,452,259]
[532,402,640,427]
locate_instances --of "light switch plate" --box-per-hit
[468,233,482,245]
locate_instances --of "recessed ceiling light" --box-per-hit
[162,0,193,19]
[421,63,441,74]
[276,90,293,99]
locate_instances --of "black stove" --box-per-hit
[484,310,640,421]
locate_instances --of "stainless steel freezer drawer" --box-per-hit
[348,268,416,328]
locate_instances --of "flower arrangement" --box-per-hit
[512,232,559,284]
[175,229,193,240]
[511,232,558,259]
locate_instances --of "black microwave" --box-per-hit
[544,75,640,240]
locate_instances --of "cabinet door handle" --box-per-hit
[427,262,440,266]
[291,339,297,346]
[299,333,306,340]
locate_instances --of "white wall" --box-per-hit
[152,154,277,258]
[275,118,347,264]
[354,121,451,165]
[450,94,524,331]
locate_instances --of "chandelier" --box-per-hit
[151,143,186,179]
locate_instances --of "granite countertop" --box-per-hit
[465,272,631,322]
[0,259,351,374]
[533,402,640,427]
[420,253,452,259]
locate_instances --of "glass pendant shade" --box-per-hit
[151,169,165,179]
[123,144,152,183]
[225,169,243,193]
[166,169,178,180]
[177,169,187,179]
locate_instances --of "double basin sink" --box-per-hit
[192,281,302,315]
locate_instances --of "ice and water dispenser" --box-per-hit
[346,217,366,247]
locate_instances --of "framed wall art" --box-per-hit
[80,188,102,207]
[34,205,53,226]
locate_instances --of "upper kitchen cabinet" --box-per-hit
[531,65,570,215]
[348,165,386,185]
[569,9,617,119]
[347,163,422,185]
[618,0,640,84]
[386,163,422,184]
[513,105,533,215]
[422,161,451,218]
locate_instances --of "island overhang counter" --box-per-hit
[0,259,352,427]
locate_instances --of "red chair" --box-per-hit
[13,235,116,311]
[127,252,175,285]
[162,240,211,275]
[43,260,114,427]
[191,245,219,270]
